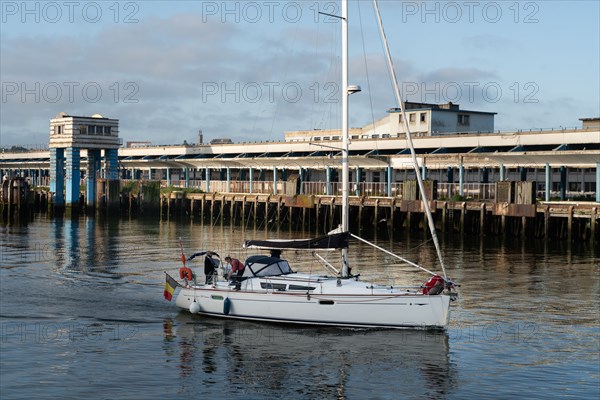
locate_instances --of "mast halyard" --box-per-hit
[340,0,350,278]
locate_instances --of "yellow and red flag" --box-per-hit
[164,272,180,301]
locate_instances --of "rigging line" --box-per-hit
[350,233,438,277]
[408,236,434,252]
[372,0,447,280]
[310,11,322,129]
[357,0,379,140]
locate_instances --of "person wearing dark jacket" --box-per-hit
[204,251,216,284]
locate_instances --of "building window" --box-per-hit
[382,134,391,138]
[458,114,470,125]
[409,113,415,123]
[79,126,87,135]
[420,113,426,122]
[104,126,112,135]
[55,125,63,135]
[399,114,403,123]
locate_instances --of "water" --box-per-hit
[1,215,598,399]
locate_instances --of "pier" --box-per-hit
[1,113,598,242]
[154,188,598,243]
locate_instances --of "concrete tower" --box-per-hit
[49,112,121,209]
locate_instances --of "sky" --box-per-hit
[1,0,599,147]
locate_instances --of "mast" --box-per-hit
[341,0,350,278]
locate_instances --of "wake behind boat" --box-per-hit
[164,0,459,330]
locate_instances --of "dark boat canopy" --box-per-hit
[243,255,294,277]
[187,251,220,261]
[243,232,348,251]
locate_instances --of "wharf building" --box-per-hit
[1,104,599,204]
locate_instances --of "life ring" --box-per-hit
[179,267,193,280]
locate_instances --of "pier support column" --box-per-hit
[273,168,278,195]
[249,167,254,194]
[355,167,362,196]
[499,164,505,181]
[560,166,567,201]
[326,167,332,196]
[520,167,527,182]
[299,168,305,195]
[226,167,231,193]
[104,149,119,210]
[482,167,489,184]
[65,148,80,207]
[545,163,551,202]
[105,149,118,180]
[387,166,393,197]
[480,203,486,236]
[49,148,65,207]
[459,164,465,197]
[567,205,573,242]
[205,168,210,193]
[185,168,190,189]
[591,208,596,244]
[596,163,600,203]
[166,168,171,187]
[421,163,427,180]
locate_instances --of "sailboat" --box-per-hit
[167,0,457,330]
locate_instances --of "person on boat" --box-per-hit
[221,259,232,279]
[204,251,216,285]
[225,256,245,290]
[270,249,281,259]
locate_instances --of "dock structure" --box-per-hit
[1,112,599,241]
[152,188,597,243]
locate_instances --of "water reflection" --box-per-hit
[163,313,457,398]
[50,216,124,280]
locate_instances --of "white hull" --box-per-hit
[175,273,451,330]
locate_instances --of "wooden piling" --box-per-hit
[265,196,269,228]
[591,207,596,243]
[567,206,574,242]
[480,203,485,236]
[460,202,466,234]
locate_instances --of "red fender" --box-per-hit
[422,275,445,295]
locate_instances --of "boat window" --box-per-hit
[260,282,287,290]
[288,285,316,291]
[319,300,334,305]
[253,261,293,277]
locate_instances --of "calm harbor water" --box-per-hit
[1,215,598,399]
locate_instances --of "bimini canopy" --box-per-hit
[243,255,293,278]
[244,232,348,251]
